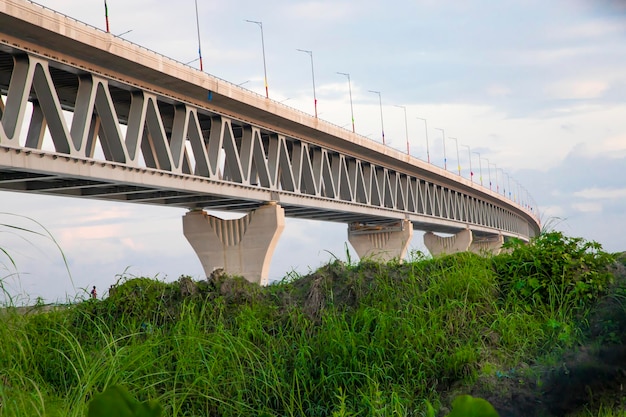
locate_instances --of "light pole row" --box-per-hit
[239,22,436,165]
[185,13,537,216]
[411,128,535,211]
[239,20,536,215]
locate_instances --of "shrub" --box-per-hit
[493,232,614,310]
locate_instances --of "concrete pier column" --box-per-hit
[423,228,473,256]
[469,234,504,255]
[348,220,413,262]
[183,203,285,286]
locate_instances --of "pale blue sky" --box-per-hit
[1,0,625,303]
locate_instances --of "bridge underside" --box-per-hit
[0,150,497,237]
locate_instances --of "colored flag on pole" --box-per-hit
[104,0,110,32]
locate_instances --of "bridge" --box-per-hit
[0,0,540,285]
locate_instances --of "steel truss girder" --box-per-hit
[0,49,535,239]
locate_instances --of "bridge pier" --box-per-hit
[469,234,504,255]
[348,220,413,263]
[423,229,503,256]
[182,203,285,286]
[423,229,473,256]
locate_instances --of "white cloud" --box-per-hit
[571,202,603,213]
[573,187,626,200]
[598,134,626,158]
[120,237,144,251]
[58,224,124,242]
[546,79,609,100]
[540,205,567,219]
[502,46,595,67]
[545,19,626,41]
[284,2,354,21]
[486,84,512,98]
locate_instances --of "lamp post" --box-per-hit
[504,174,511,200]
[473,151,482,185]
[504,171,512,199]
[462,145,472,182]
[449,137,461,176]
[490,162,499,193]
[498,169,506,196]
[416,117,430,163]
[337,72,355,133]
[522,186,528,208]
[297,49,317,118]
[194,0,203,71]
[483,157,492,190]
[395,105,409,154]
[245,20,269,98]
[435,128,447,170]
[368,90,385,145]
[104,0,109,33]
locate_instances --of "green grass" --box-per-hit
[0,232,624,416]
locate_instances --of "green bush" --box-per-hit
[493,232,614,310]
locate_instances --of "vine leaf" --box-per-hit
[87,385,162,417]
[447,395,499,417]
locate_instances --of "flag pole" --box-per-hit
[194,0,203,71]
[104,0,110,33]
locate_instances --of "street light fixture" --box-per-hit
[368,90,385,145]
[490,162,499,193]
[297,49,317,118]
[395,105,409,154]
[194,0,203,71]
[462,145,472,182]
[503,171,512,199]
[498,169,506,196]
[416,117,430,163]
[337,72,355,133]
[473,151,482,185]
[449,137,461,176]
[522,186,529,209]
[483,157,492,190]
[104,0,110,32]
[245,19,269,98]
[435,128,447,170]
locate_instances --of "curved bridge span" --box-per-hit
[0,0,540,284]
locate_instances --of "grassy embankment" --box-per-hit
[0,232,625,416]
